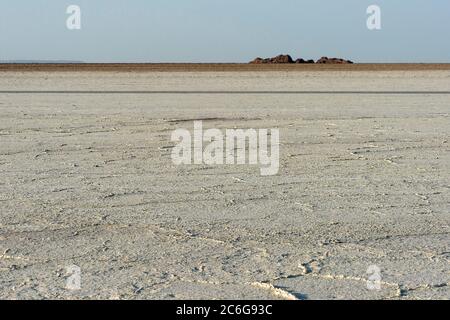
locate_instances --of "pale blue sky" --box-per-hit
[1,0,449,62]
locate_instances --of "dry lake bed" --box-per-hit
[0,69,449,299]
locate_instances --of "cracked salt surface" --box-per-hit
[0,71,449,299]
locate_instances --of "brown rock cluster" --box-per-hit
[250,55,294,64]
[250,54,353,64]
[294,58,315,64]
[316,56,353,64]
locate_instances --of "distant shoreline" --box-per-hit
[1,63,450,72]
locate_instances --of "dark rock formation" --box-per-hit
[250,54,353,64]
[270,54,294,64]
[316,56,353,64]
[250,54,294,64]
[250,57,264,64]
[295,59,314,64]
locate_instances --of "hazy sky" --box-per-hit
[1,0,449,62]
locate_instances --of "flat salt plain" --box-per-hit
[0,69,449,299]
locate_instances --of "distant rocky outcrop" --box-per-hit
[316,56,353,64]
[250,54,294,64]
[250,54,353,64]
[295,58,315,64]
